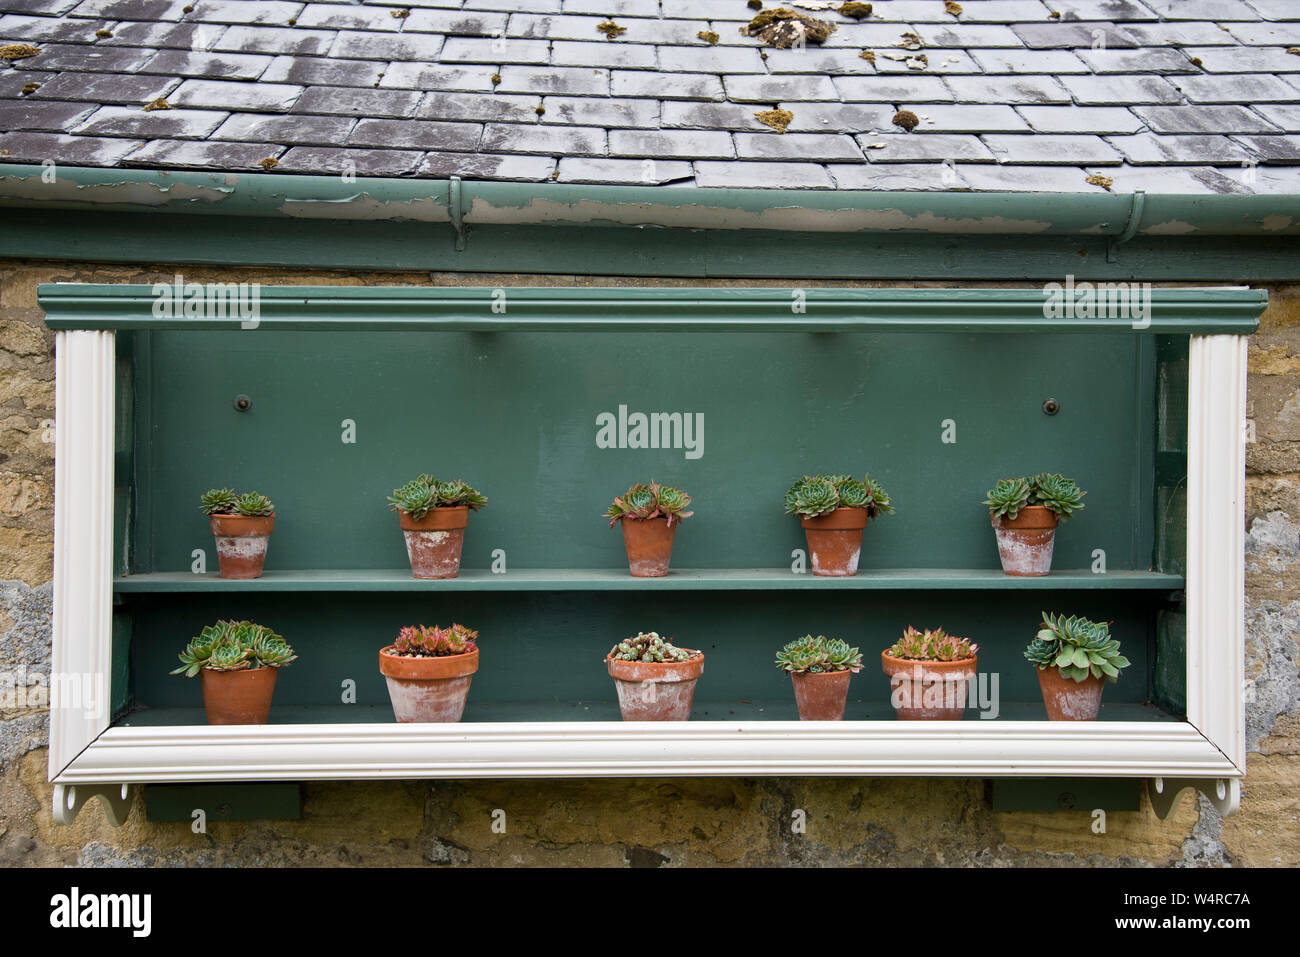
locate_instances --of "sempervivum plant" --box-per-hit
[609,631,698,662]
[390,623,478,658]
[388,474,487,520]
[1025,612,1129,682]
[171,620,296,677]
[984,473,1085,521]
[775,634,864,674]
[604,481,694,528]
[199,489,274,515]
[784,473,894,519]
[886,626,978,662]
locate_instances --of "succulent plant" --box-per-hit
[608,631,698,663]
[171,620,296,677]
[199,488,239,515]
[390,623,479,658]
[774,634,864,674]
[784,473,894,519]
[604,480,694,528]
[233,492,274,516]
[886,626,978,662]
[1029,473,1086,519]
[1025,611,1129,683]
[388,473,487,520]
[984,473,1085,521]
[199,488,274,516]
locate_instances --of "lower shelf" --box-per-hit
[116,700,1182,726]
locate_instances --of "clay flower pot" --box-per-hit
[209,513,274,579]
[1036,666,1106,721]
[379,645,479,722]
[801,506,869,577]
[618,516,677,577]
[398,505,469,579]
[200,666,278,725]
[881,651,976,720]
[606,651,703,720]
[992,505,1058,576]
[790,670,852,721]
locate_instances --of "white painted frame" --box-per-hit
[48,331,1246,786]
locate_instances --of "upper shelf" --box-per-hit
[113,568,1185,593]
[39,285,1264,334]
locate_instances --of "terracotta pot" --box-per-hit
[801,506,869,577]
[200,666,278,725]
[992,505,1059,577]
[606,651,703,720]
[379,645,479,722]
[619,516,677,577]
[398,506,469,579]
[1036,666,1106,721]
[790,670,853,721]
[881,651,976,720]
[209,513,274,579]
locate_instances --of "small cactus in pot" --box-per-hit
[605,631,703,720]
[881,626,979,720]
[388,473,487,579]
[604,481,693,577]
[380,623,481,722]
[1025,612,1128,720]
[984,472,1085,576]
[200,488,276,579]
[785,472,893,576]
[171,619,296,724]
[775,634,863,720]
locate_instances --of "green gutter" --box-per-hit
[39,283,1265,335]
[4,165,1300,279]
[2,164,1299,235]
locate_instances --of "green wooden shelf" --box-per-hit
[113,567,1185,593]
[114,700,1183,726]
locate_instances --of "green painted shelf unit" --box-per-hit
[37,284,1263,731]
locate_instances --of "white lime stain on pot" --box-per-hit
[215,536,268,559]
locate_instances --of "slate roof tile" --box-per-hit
[123,137,283,169]
[0,129,141,164]
[276,145,425,174]
[74,104,228,138]
[555,156,691,184]
[210,111,355,144]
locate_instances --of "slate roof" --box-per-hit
[2,0,1300,192]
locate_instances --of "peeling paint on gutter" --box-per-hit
[461,197,1056,234]
[279,191,452,222]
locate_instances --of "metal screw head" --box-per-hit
[233,394,251,412]
[1058,791,1077,810]
[1042,398,1060,416]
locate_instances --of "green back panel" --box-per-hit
[132,330,1153,574]
[117,327,1171,722]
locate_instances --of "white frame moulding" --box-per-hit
[46,328,1248,823]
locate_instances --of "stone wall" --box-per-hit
[1,262,1294,867]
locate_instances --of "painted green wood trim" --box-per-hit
[144,783,301,822]
[38,284,1265,333]
[112,567,1187,593]
[11,212,1300,281]
[987,778,1142,812]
